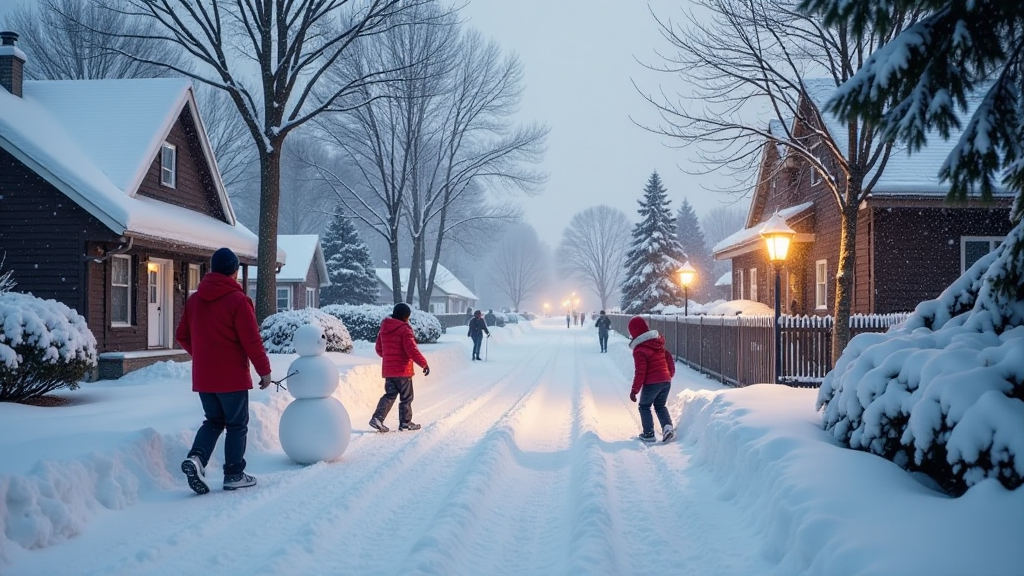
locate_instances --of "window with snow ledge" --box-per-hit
[277,286,292,311]
[749,268,758,301]
[305,287,315,308]
[160,143,176,188]
[188,264,200,296]
[815,259,827,310]
[961,236,1005,273]
[111,255,132,326]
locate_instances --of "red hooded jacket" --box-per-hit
[175,272,272,393]
[628,316,675,395]
[375,317,429,378]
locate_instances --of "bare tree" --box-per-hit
[556,206,631,310]
[642,0,916,364]
[104,0,429,320]
[702,205,747,281]
[488,224,549,312]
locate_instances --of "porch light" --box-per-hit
[147,262,159,273]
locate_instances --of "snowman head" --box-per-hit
[292,324,327,356]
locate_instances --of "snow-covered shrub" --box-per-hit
[0,291,97,402]
[819,221,1024,495]
[320,304,442,343]
[260,308,353,354]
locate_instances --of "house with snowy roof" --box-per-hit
[712,79,1014,315]
[246,235,329,311]
[374,262,478,314]
[0,32,281,377]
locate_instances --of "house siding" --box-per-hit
[136,103,227,223]
[870,205,1012,313]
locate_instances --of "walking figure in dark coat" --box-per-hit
[566,313,571,329]
[485,309,497,327]
[468,310,490,361]
[595,310,611,353]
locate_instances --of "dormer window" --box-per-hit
[160,143,176,188]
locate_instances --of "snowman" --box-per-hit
[278,324,352,464]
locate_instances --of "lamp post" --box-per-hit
[760,212,797,384]
[678,261,696,316]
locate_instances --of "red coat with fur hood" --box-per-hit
[375,317,429,377]
[627,316,675,394]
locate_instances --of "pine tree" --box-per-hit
[319,211,379,306]
[620,171,687,314]
[675,198,713,301]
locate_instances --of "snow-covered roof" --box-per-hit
[0,78,263,259]
[247,235,329,286]
[712,202,813,258]
[802,78,1011,197]
[375,262,478,301]
[715,272,732,287]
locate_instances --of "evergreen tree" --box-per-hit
[319,211,380,306]
[620,171,687,314]
[675,198,713,301]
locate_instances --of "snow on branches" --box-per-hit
[620,172,687,314]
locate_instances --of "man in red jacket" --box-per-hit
[369,303,430,432]
[176,247,272,494]
[628,316,676,443]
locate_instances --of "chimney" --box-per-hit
[0,31,26,98]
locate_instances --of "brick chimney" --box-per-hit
[0,31,26,98]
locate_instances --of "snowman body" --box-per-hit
[279,325,352,464]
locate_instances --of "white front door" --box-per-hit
[147,260,170,347]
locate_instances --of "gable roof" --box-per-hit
[247,235,329,285]
[712,201,814,259]
[801,78,1012,197]
[0,78,261,258]
[375,262,478,301]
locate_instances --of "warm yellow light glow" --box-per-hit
[147,262,159,273]
[759,211,797,263]
[678,261,696,287]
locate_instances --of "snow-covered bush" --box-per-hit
[320,304,442,343]
[819,221,1024,495]
[0,291,97,402]
[260,308,353,354]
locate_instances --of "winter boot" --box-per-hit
[638,431,656,443]
[181,456,209,495]
[369,417,389,433]
[662,425,676,443]
[398,422,422,431]
[223,472,257,491]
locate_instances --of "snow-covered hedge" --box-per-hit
[819,221,1024,495]
[259,308,353,354]
[320,304,442,344]
[0,292,97,402]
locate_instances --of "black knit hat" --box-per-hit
[211,247,239,275]
[392,302,412,321]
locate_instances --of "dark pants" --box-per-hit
[373,377,414,424]
[472,334,483,359]
[638,382,672,435]
[599,332,609,352]
[189,391,249,476]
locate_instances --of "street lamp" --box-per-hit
[678,261,696,316]
[759,211,797,384]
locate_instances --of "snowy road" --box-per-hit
[8,320,772,576]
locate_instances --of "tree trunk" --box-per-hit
[388,231,402,304]
[406,230,422,306]
[831,201,859,366]
[255,145,283,323]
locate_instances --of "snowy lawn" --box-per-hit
[0,319,1020,575]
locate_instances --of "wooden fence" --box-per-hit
[609,313,909,387]
[434,313,470,332]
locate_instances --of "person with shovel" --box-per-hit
[468,310,490,361]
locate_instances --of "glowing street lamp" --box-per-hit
[678,261,696,316]
[759,211,797,384]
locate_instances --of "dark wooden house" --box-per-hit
[0,33,276,377]
[712,79,1014,316]
[247,235,329,311]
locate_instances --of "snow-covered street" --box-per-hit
[2,319,1021,576]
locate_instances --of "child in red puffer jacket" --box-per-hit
[369,303,430,433]
[627,316,676,443]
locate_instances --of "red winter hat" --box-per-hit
[628,316,650,339]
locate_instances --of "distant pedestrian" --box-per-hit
[566,313,571,329]
[468,310,490,361]
[485,309,497,327]
[370,303,430,433]
[595,310,611,353]
[627,316,675,443]
[176,247,272,494]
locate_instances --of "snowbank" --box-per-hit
[673,386,1024,576]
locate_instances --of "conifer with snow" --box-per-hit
[675,198,713,300]
[620,171,687,314]
[319,211,379,306]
